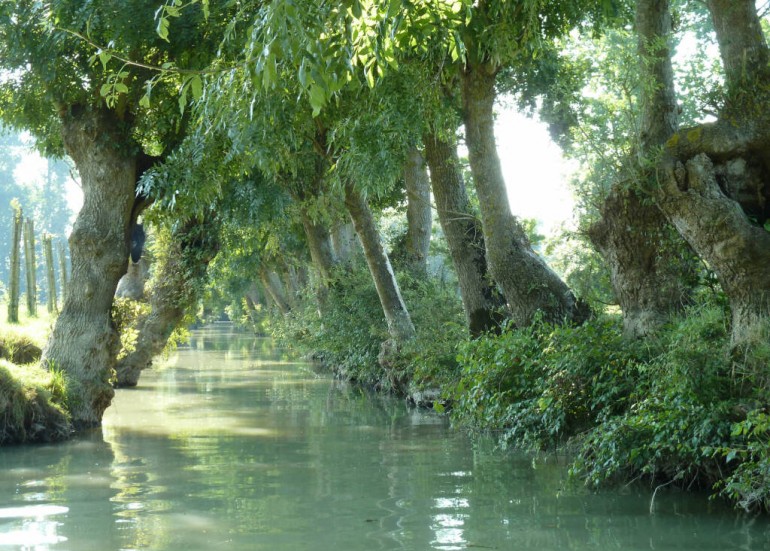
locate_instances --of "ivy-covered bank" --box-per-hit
[262,266,770,513]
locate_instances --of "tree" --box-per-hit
[402,147,432,276]
[648,0,770,350]
[6,201,22,323]
[114,216,219,387]
[0,0,229,427]
[423,131,505,336]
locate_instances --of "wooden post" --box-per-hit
[7,201,22,324]
[23,218,37,317]
[57,239,69,306]
[43,233,58,314]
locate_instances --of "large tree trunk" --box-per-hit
[41,106,138,428]
[343,182,416,343]
[115,220,218,388]
[707,0,770,93]
[587,190,692,338]
[423,131,505,336]
[460,63,587,326]
[659,155,770,347]
[587,0,693,339]
[642,0,770,349]
[403,147,432,276]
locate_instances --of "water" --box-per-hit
[1,325,768,550]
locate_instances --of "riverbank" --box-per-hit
[0,311,72,444]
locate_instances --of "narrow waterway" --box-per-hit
[0,325,768,550]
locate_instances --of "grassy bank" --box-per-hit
[0,309,73,444]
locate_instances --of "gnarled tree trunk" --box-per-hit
[587,0,694,339]
[41,106,138,428]
[644,0,770,349]
[403,146,432,276]
[343,182,416,344]
[423,131,504,336]
[460,63,587,326]
[114,219,219,388]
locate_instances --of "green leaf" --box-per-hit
[114,83,129,94]
[99,83,112,97]
[387,0,401,18]
[139,94,151,109]
[157,17,170,41]
[190,75,203,100]
[98,51,111,69]
[308,84,325,116]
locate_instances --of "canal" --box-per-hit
[0,325,768,550]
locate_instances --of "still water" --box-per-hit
[1,325,769,550]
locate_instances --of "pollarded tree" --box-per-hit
[0,0,228,427]
[644,0,770,351]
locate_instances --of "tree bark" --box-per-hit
[460,63,587,326]
[114,220,219,388]
[343,182,416,343]
[403,146,432,276]
[23,218,37,317]
[423,131,505,336]
[41,105,138,428]
[707,0,770,94]
[587,190,692,338]
[43,234,57,314]
[7,203,22,324]
[587,0,693,339]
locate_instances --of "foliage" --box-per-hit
[112,297,151,361]
[452,314,643,449]
[269,263,465,393]
[451,298,770,511]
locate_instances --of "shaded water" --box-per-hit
[1,325,768,550]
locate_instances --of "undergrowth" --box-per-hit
[449,302,770,512]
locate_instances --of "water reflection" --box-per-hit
[0,324,768,550]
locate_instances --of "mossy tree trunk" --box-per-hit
[460,63,587,326]
[43,233,58,314]
[41,105,139,428]
[115,219,219,388]
[403,146,432,276]
[643,0,770,350]
[23,217,37,317]
[423,131,504,336]
[7,202,22,324]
